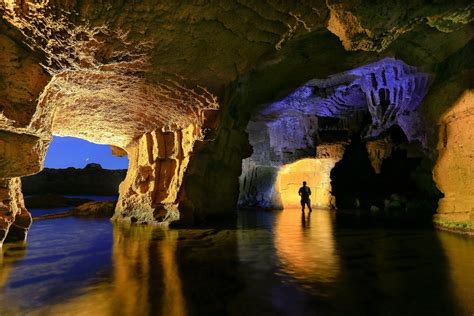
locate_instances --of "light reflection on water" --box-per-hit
[274,210,340,285]
[0,209,473,315]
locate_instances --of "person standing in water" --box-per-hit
[298,181,313,213]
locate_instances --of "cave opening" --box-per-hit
[21,136,128,219]
[330,125,442,225]
[238,58,442,226]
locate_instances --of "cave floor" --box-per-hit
[1,209,473,315]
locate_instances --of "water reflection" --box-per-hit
[0,211,472,315]
[0,242,27,315]
[438,231,474,313]
[274,209,340,285]
[109,225,186,316]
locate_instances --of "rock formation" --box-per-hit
[0,178,31,246]
[0,0,473,240]
[33,201,116,220]
[113,125,200,224]
[22,163,126,196]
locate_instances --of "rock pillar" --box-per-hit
[0,178,32,247]
[114,124,198,225]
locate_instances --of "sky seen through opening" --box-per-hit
[44,136,128,170]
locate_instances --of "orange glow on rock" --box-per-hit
[275,158,339,209]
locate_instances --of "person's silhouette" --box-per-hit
[298,181,313,213]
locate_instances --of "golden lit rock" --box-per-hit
[276,144,344,209]
[366,138,394,174]
[326,1,473,52]
[0,178,31,247]
[434,90,474,228]
[0,0,473,234]
[114,124,199,224]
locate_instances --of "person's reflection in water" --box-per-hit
[301,211,311,230]
[275,209,341,285]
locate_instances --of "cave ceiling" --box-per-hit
[0,0,472,148]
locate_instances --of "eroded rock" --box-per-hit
[327,1,473,52]
[0,178,31,246]
[434,90,474,228]
[0,0,472,232]
[114,124,199,224]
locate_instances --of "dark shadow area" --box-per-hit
[330,135,378,210]
[331,127,442,226]
[22,163,126,196]
[332,225,466,315]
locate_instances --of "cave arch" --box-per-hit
[238,58,433,213]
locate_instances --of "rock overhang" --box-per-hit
[0,0,471,234]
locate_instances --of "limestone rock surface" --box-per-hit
[114,124,199,224]
[33,201,116,220]
[0,178,31,247]
[434,91,474,227]
[327,0,473,52]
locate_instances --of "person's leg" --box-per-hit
[307,200,312,212]
[301,200,305,212]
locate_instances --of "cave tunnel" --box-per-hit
[1,1,474,314]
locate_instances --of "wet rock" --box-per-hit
[33,201,116,220]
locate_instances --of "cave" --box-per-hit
[238,58,440,222]
[0,1,473,314]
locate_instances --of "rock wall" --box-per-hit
[178,115,252,223]
[0,20,51,179]
[433,91,474,229]
[0,19,50,244]
[0,178,31,247]
[326,1,473,52]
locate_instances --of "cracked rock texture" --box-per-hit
[114,124,199,225]
[0,178,31,247]
[327,0,473,52]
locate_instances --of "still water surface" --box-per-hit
[1,209,473,315]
